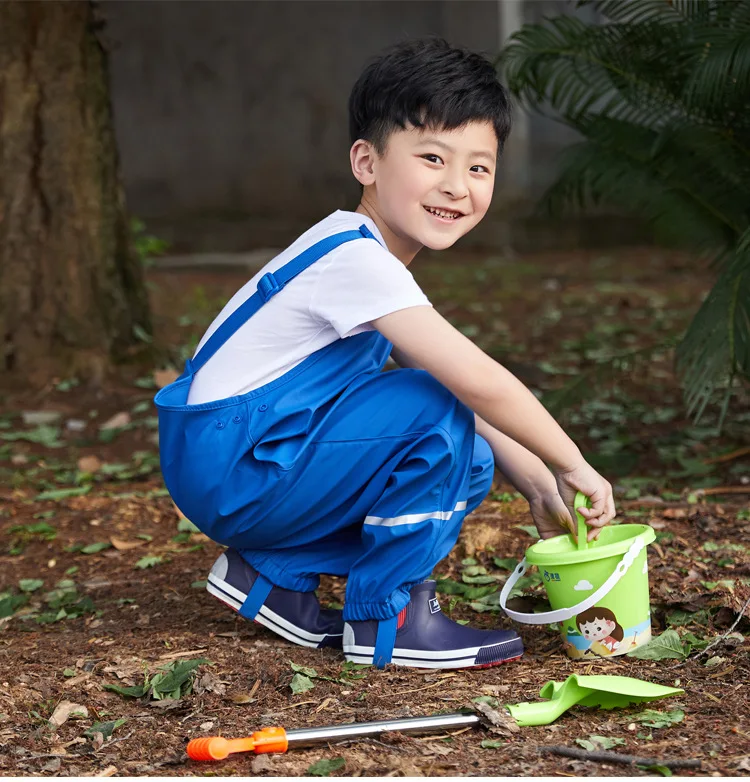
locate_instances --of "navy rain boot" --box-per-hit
[207,549,344,649]
[343,581,523,669]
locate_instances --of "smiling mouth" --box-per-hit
[424,205,464,220]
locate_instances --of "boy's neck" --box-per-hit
[355,200,421,266]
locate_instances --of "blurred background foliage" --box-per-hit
[502,0,750,429]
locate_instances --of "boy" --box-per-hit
[155,38,616,670]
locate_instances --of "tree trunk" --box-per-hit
[0,0,151,386]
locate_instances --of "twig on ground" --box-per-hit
[704,446,750,464]
[540,745,701,769]
[693,594,750,659]
[670,594,750,670]
[694,486,750,496]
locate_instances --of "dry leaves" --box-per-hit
[471,701,520,737]
[49,701,88,728]
[110,537,146,551]
[99,412,130,431]
[77,455,102,473]
[193,671,227,696]
[229,692,256,705]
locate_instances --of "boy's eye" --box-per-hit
[471,165,491,174]
[421,154,443,164]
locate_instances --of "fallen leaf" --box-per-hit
[306,757,345,776]
[635,709,685,729]
[88,765,118,777]
[230,692,255,705]
[77,456,102,473]
[470,699,520,735]
[110,537,146,551]
[49,701,89,728]
[22,411,61,426]
[251,754,273,774]
[63,673,93,688]
[662,509,687,519]
[628,629,687,660]
[99,412,130,431]
[290,673,315,694]
[194,671,227,696]
[154,368,180,388]
[422,742,454,756]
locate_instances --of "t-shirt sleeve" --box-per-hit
[309,241,432,338]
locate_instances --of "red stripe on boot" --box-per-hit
[397,606,408,630]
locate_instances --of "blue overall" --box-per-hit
[155,225,495,621]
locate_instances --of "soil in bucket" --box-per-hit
[525,523,656,660]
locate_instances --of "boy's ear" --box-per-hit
[350,139,378,186]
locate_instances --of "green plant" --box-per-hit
[502,0,750,428]
[130,218,169,268]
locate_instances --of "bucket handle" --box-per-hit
[499,536,646,625]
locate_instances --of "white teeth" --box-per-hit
[426,206,461,220]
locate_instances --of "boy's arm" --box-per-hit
[474,416,575,539]
[373,306,615,535]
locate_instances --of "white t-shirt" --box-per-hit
[186,210,432,404]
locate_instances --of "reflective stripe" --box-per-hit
[364,501,468,528]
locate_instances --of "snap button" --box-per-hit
[258,403,268,412]
[216,421,225,429]
[232,415,242,424]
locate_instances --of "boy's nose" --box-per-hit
[438,173,469,200]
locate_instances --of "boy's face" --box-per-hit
[354,120,498,260]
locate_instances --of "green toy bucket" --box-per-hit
[499,497,655,660]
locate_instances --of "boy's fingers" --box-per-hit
[577,503,616,527]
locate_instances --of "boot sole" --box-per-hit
[343,641,523,669]
[207,574,343,650]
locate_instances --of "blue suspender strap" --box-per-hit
[373,615,398,669]
[238,573,274,621]
[190,224,379,374]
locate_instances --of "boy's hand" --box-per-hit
[528,490,575,540]
[554,460,616,542]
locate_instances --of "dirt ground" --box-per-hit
[1,244,748,777]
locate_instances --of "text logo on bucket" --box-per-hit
[543,570,561,582]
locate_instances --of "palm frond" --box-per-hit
[676,232,750,427]
[502,0,750,424]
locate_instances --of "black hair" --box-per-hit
[348,37,512,156]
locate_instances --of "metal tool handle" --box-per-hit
[286,712,480,747]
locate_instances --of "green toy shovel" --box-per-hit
[506,674,684,727]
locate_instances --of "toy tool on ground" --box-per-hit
[507,674,683,726]
[187,674,683,760]
[500,492,656,659]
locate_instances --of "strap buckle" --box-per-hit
[258,272,282,302]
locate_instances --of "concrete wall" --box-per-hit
[105,0,629,253]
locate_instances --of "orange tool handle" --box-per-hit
[187,727,288,760]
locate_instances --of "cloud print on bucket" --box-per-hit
[573,579,594,591]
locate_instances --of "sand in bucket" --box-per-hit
[500,494,655,660]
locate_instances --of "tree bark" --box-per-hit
[0,0,151,385]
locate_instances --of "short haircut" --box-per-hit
[348,37,512,156]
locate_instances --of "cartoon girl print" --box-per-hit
[575,606,624,655]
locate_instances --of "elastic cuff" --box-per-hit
[238,550,320,593]
[342,586,411,621]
